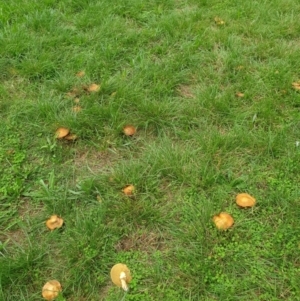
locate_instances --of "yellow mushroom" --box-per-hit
[46,215,64,230]
[122,185,135,196]
[110,263,132,291]
[55,127,70,139]
[86,83,100,92]
[42,280,62,300]
[213,212,234,230]
[64,133,78,141]
[236,193,256,208]
[123,125,136,136]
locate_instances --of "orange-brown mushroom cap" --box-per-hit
[55,127,70,139]
[122,185,135,196]
[236,193,256,208]
[87,83,101,92]
[110,263,132,291]
[46,215,64,230]
[123,125,136,136]
[64,133,78,141]
[42,280,62,300]
[213,212,234,230]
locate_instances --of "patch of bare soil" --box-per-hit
[2,198,43,249]
[73,148,119,178]
[174,4,199,14]
[177,84,196,99]
[115,230,167,252]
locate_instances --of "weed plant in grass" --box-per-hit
[1,0,300,300]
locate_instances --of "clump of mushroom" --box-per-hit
[42,280,62,300]
[123,125,136,136]
[46,215,64,230]
[213,212,234,230]
[236,193,256,208]
[110,263,132,291]
[55,127,78,142]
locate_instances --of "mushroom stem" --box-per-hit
[120,272,128,291]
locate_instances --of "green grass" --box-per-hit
[1,0,300,300]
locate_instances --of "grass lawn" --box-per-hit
[1,0,300,300]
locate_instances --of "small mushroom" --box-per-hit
[110,263,132,291]
[42,280,62,300]
[236,193,256,208]
[86,83,100,92]
[64,133,78,141]
[55,127,70,139]
[46,215,64,230]
[123,125,136,136]
[213,212,234,230]
[122,185,135,196]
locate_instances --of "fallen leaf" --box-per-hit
[55,127,70,139]
[214,17,225,25]
[76,71,85,77]
[74,98,80,103]
[236,92,244,98]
